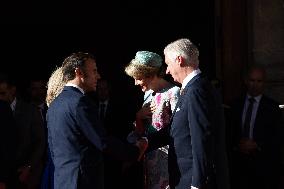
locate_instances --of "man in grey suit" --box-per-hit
[147,38,229,189]
[47,52,147,189]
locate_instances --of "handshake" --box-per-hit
[135,137,148,161]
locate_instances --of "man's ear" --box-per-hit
[176,55,184,66]
[75,68,83,77]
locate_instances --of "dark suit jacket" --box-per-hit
[0,100,17,185]
[14,98,46,188]
[101,98,134,140]
[47,86,140,189]
[148,74,229,189]
[228,95,283,186]
[97,96,138,189]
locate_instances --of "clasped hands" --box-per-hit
[133,101,156,161]
[239,138,259,155]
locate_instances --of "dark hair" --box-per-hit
[0,73,16,87]
[61,52,95,81]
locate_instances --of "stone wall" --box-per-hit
[250,0,284,105]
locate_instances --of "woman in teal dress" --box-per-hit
[125,51,180,189]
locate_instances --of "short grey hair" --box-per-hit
[164,38,199,66]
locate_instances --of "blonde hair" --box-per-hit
[46,66,66,106]
[125,61,161,79]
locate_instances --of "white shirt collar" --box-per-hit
[181,69,201,89]
[65,83,85,94]
[100,99,109,105]
[10,97,16,112]
[246,94,262,103]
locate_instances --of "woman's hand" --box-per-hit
[136,103,152,120]
[18,165,31,184]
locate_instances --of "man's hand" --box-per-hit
[239,138,258,154]
[18,165,31,183]
[134,118,145,134]
[135,137,148,161]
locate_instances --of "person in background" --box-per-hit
[146,38,230,189]
[0,74,46,189]
[125,50,180,189]
[228,65,283,189]
[47,52,148,189]
[96,79,125,136]
[95,78,136,189]
[0,99,17,189]
[28,77,49,188]
[27,77,48,124]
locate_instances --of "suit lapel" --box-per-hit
[170,74,202,123]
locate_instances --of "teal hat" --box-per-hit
[133,51,163,68]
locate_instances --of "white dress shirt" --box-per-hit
[181,69,202,91]
[65,83,85,94]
